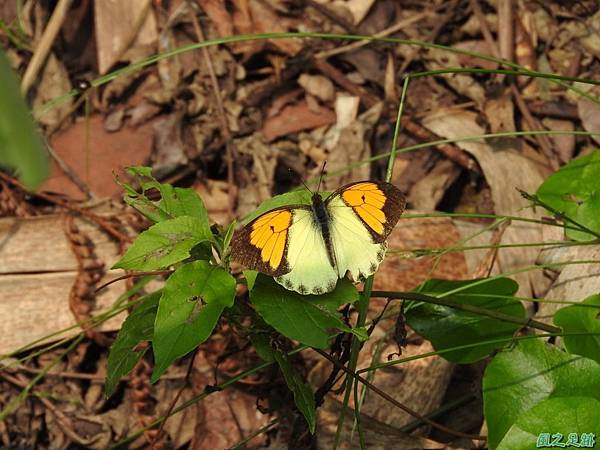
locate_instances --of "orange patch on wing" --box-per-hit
[249,210,292,269]
[342,184,387,234]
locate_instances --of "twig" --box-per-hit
[369,290,561,333]
[20,0,74,95]
[190,2,236,220]
[95,270,173,293]
[401,117,481,173]
[303,0,360,35]
[497,0,514,62]
[469,0,559,169]
[313,58,379,108]
[45,140,94,198]
[397,1,457,75]
[469,0,500,58]
[0,171,131,242]
[511,84,560,170]
[315,11,432,60]
[149,350,198,450]
[471,219,510,279]
[313,348,486,441]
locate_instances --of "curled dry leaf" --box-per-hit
[298,74,335,102]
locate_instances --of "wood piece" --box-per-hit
[0,214,126,355]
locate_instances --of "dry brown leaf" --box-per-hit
[537,244,600,324]
[152,113,189,178]
[298,74,336,102]
[422,109,546,297]
[94,0,157,74]
[541,118,575,163]
[45,115,155,198]
[577,96,600,146]
[408,159,461,211]
[322,101,382,190]
[262,100,337,142]
[31,53,72,128]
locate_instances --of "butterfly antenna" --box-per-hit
[316,161,327,193]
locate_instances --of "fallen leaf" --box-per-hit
[298,74,335,102]
[262,100,336,142]
[94,0,157,74]
[45,115,155,198]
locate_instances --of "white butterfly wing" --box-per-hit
[327,195,386,281]
[275,209,338,295]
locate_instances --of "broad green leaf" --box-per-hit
[106,292,160,397]
[152,261,235,381]
[405,278,524,363]
[250,275,359,349]
[536,151,600,241]
[497,397,600,450]
[554,294,600,363]
[483,339,600,449]
[244,270,258,290]
[249,332,275,363]
[273,349,316,433]
[242,190,327,224]
[0,49,48,189]
[113,216,212,270]
[121,166,210,225]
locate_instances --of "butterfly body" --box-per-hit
[231,181,406,295]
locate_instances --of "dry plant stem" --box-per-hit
[7,364,186,381]
[103,0,153,75]
[313,348,486,441]
[370,291,561,334]
[315,11,432,60]
[0,371,95,446]
[95,270,173,293]
[149,350,198,450]
[471,219,510,278]
[511,84,560,170]
[469,0,558,169]
[497,0,514,62]
[469,0,500,58]
[400,116,481,173]
[190,3,235,219]
[0,171,131,242]
[303,0,360,35]
[20,0,74,95]
[46,140,93,198]
[397,0,457,74]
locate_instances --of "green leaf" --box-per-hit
[113,216,212,270]
[405,278,524,363]
[249,333,275,363]
[0,49,48,189]
[152,261,236,382]
[536,151,600,241]
[250,275,359,349]
[106,292,160,397]
[242,190,328,224]
[244,270,258,291]
[483,339,600,449]
[273,349,316,433]
[554,294,600,363]
[497,397,600,450]
[121,166,210,226]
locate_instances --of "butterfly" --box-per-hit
[230,181,406,295]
